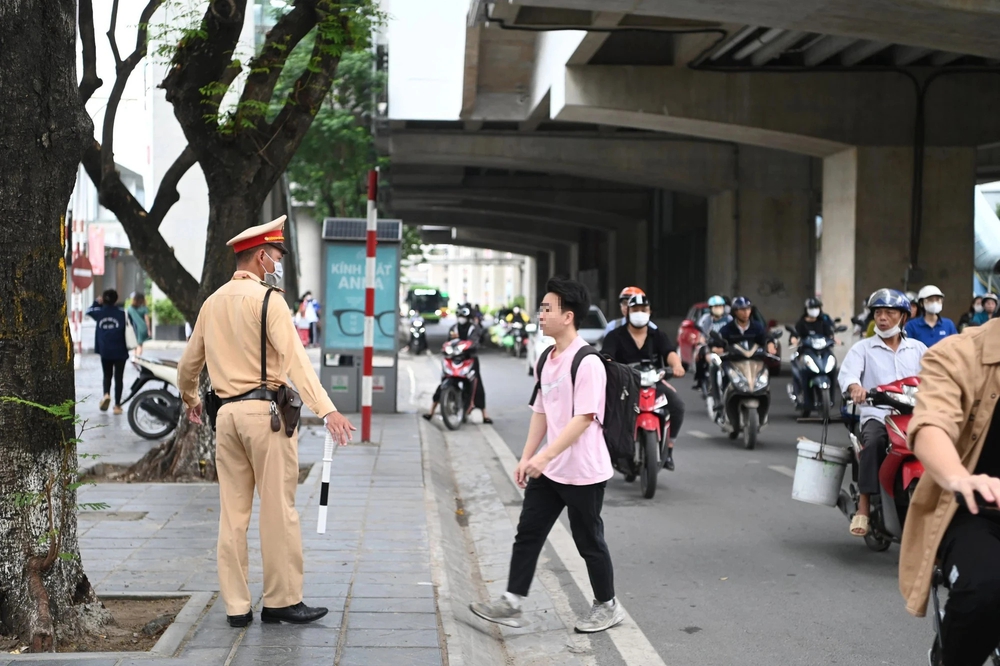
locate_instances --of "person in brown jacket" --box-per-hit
[903,318,1000,666]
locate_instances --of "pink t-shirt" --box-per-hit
[531,335,612,485]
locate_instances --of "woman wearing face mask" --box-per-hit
[601,294,686,471]
[972,293,998,326]
[958,296,983,331]
[904,286,958,347]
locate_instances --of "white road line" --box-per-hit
[687,430,711,439]
[768,464,796,478]
[479,424,668,666]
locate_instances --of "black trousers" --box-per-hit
[508,475,614,602]
[657,382,685,440]
[938,512,1000,666]
[858,419,889,495]
[101,358,126,405]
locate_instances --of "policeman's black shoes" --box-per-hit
[227,611,253,628]
[261,602,329,624]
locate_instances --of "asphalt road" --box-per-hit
[448,345,935,666]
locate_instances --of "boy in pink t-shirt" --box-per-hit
[470,278,624,634]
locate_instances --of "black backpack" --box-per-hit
[529,345,640,468]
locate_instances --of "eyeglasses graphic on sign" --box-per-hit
[331,309,396,337]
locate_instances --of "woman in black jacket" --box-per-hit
[86,288,129,414]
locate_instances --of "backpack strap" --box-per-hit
[528,345,555,406]
[260,288,275,389]
[569,345,601,417]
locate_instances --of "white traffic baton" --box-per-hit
[317,431,334,533]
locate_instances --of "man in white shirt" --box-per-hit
[838,289,927,537]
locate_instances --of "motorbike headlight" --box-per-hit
[726,366,750,391]
[419,327,426,333]
[755,368,769,389]
[803,355,820,373]
[824,354,837,373]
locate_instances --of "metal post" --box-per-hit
[362,170,378,443]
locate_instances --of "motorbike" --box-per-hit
[706,331,781,449]
[503,321,528,358]
[621,361,673,499]
[836,376,923,551]
[436,338,479,431]
[408,316,428,354]
[786,322,848,421]
[121,356,182,440]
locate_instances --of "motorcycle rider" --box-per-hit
[971,292,998,325]
[838,289,927,537]
[788,297,837,403]
[904,285,957,348]
[694,295,732,390]
[709,297,777,404]
[505,305,529,326]
[601,294,686,471]
[423,305,493,424]
[901,317,1000,666]
[605,286,658,334]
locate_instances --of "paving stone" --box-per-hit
[229,646,336,666]
[351,583,435,599]
[348,597,437,614]
[338,647,443,666]
[347,612,438,630]
[345,627,440,648]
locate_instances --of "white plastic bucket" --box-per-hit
[792,438,851,506]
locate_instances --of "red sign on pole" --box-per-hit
[71,255,94,290]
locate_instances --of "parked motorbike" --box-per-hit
[436,339,479,431]
[786,323,848,421]
[837,377,923,551]
[121,356,182,440]
[621,361,673,499]
[408,316,428,355]
[706,331,781,449]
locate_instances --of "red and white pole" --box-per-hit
[361,169,378,443]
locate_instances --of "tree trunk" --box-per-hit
[0,0,112,650]
[125,192,263,481]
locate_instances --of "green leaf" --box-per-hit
[58,552,79,561]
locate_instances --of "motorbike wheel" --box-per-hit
[639,431,659,499]
[818,390,832,423]
[127,389,179,440]
[864,530,892,552]
[441,388,463,431]
[743,408,759,450]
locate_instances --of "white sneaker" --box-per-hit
[575,599,626,633]
[469,596,524,628]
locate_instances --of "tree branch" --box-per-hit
[101,0,165,182]
[236,0,318,131]
[82,141,201,321]
[78,0,103,102]
[149,146,197,229]
[260,3,352,187]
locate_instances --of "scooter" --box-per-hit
[786,323,848,421]
[436,339,479,431]
[504,321,528,358]
[836,377,923,551]
[408,316,428,355]
[121,356,182,440]
[706,332,781,449]
[621,361,673,499]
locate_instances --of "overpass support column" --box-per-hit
[707,148,816,323]
[820,146,975,324]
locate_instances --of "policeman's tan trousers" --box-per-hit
[215,401,304,615]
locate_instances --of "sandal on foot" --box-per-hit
[422,414,433,421]
[482,418,494,425]
[850,514,870,537]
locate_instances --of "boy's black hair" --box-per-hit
[102,288,118,305]
[544,276,590,330]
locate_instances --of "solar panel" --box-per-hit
[322,218,402,242]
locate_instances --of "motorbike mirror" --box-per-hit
[770,330,784,340]
[834,317,842,323]
[784,325,795,333]
[768,319,778,328]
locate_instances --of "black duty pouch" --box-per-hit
[276,385,303,437]
[203,390,222,430]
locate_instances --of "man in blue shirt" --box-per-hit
[904,285,958,348]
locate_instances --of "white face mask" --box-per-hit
[261,253,283,286]
[875,324,901,339]
[806,308,820,318]
[629,311,650,328]
[974,304,984,313]
[458,317,468,325]
[710,306,725,318]
[924,302,943,315]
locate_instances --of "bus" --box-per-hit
[406,286,449,323]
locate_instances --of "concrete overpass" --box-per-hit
[383,1,1000,322]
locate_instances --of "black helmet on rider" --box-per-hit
[731,296,752,311]
[457,305,472,319]
[805,297,822,310]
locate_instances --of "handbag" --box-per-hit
[260,289,302,436]
[125,318,138,350]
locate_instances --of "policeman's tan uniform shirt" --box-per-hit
[178,270,335,417]
[176,270,336,616]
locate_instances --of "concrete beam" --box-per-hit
[389,131,736,194]
[507,0,1000,59]
[552,65,1000,156]
[398,208,583,244]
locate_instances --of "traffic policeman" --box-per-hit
[177,216,355,627]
